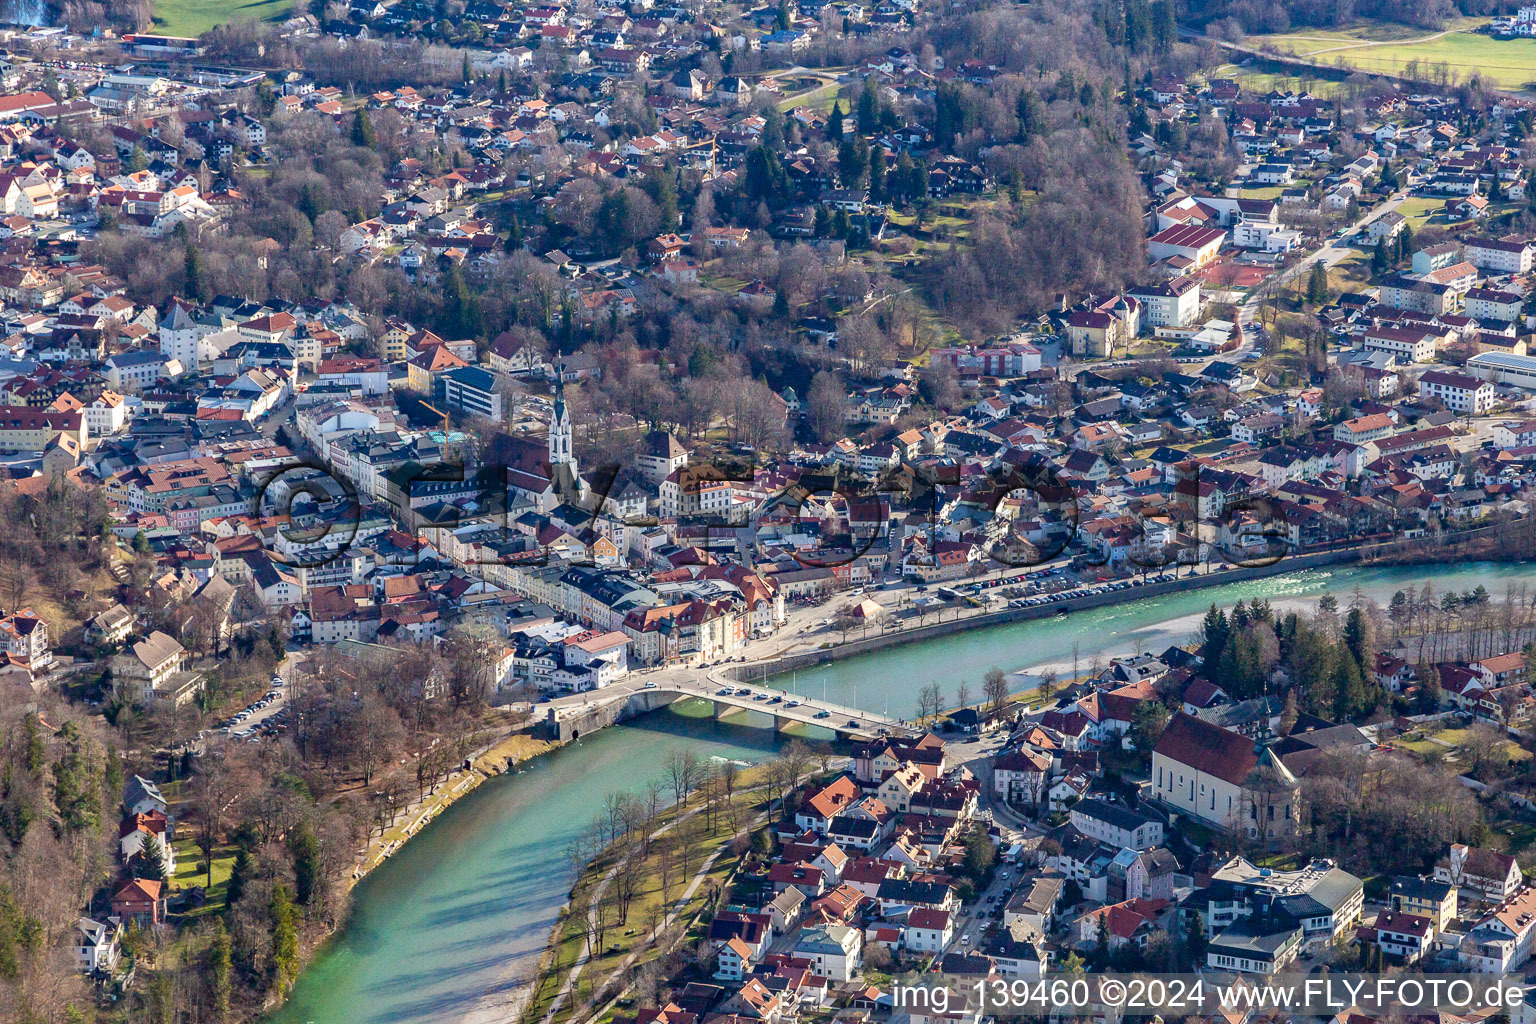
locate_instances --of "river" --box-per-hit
[270,560,1534,1024]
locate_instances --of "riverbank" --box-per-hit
[271,559,1536,1024]
[728,543,1370,686]
[267,711,789,1024]
[255,718,564,1024]
[349,728,561,885]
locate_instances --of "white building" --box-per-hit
[1462,886,1536,973]
[1465,236,1535,274]
[1128,276,1203,329]
[74,916,122,973]
[1150,713,1299,838]
[1068,799,1166,850]
[1419,370,1494,414]
[794,924,863,981]
[1469,351,1536,390]
[1362,326,1439,363]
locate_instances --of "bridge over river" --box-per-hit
[541,673,909,743]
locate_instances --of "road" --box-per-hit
[540,666,905,739]
[214,651,298,742]
[1220,191,1411,363]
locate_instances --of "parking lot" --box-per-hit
[216,662,293,741]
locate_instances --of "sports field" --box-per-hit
[152,0,293,37]
[1251,18,1536,93]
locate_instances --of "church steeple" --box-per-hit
[549,370,573,469]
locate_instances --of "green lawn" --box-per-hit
[1326,250,1372,295]
[1256,19,1470,56]
[1222,66,1345,99]
[1497,820,1536,868]
[777,82,842,114]
[171,836,238,917]
[1250,19,1536,93]
[1396,197,1450,231]
[153,0,293,37]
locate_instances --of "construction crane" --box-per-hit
[681,134,719,178]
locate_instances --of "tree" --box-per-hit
[1184,910,1207,967]
[1372,238,1391,273]
[210,919,232,1019]
[271,883,300,996]
[1200,604,1230,661]
[1016,89,1043,142]
[288,821,324,908]
[1342,606,1377,673]
[351,108,376,149]
[983,666,1009,717]
[1307,261,1327,305]
[806,370,846,443]
[190,754,245,889]
[664,748,703,806]
[184,243,208,303]
[962,828,996,881]
[917,682,943,721]
[827,101,845,141]
[1130,700,1170,759]
[134,834,167,881]
[857,75,881,134]
[226,845,252,910]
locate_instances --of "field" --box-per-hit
[1218,65,1346,99]
[1249,18,1536,93]
[152,0,293,37]
[171,836,238,917]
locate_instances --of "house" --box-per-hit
[1461,885,1536,972]
[109,877,165,927]
[903,907,955,953]
[1333,413,1394,444]
[1435,843,1522,900]
[122,774,168,817]
[1388,878,1456,933]
[1363,908,1434,963]
[120,810,175,874]
[1077,897,1165,952]
[87,603,134,645]
[111,630,202,705]
[793,923,862,980]
[716,936,756,981]
[1207,917,1303,975]
[1069,799,1165,851]
[1147,224,1224,268]
[796,775,859,833]
[1003,874,1065,931]
[1419,370,1494,415]
[992,749,1051,808]
[0,608,50,673]
[74,916,122,973]
[1129,276,1203,329]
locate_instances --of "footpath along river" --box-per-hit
[270,561,1535,1024]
